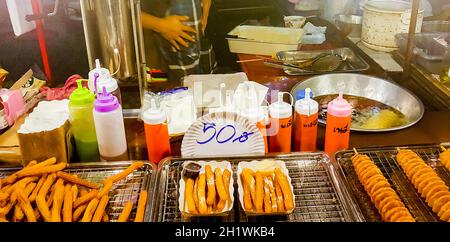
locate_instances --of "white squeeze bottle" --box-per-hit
[93,86,128,161]
[89,59,122,104]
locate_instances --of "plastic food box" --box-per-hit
[227,25,304,56]
[395,33,450,74]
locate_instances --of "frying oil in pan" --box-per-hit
[316,94,409,130]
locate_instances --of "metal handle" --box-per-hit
[263,61,311,73]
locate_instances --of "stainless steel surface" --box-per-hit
[422,21,450,33]
[336,144,450,222]
[395,32,450,74]
[80,0,146,92]
[154,153,364,222]
[0,161,156,222]
[335,14,362,37]
[290,73,425,132]
[264,61,310,73]
[276,48,369,75]
[402,0,421,82]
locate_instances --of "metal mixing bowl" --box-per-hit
[335,14,363,38]
[290,74,425,132]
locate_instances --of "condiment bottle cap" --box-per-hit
[295,88,319,116]
[327,92,352,117]
[269,92,293,119]
[94,86,120,113]
[69,79,95,106]
[142,98,166,125]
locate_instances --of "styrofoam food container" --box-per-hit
[178,161,234,217]
[227,25,303,56]
[237,159,296,216]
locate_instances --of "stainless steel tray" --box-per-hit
[154,153,364,222]
[0,161,157,222]
[336,144,450,222]
[290,73,425,132]
[276,48,370,75]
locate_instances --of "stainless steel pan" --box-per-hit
[290,74,425,132]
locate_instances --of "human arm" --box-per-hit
[141,12,196,50]
[201,0,212,34]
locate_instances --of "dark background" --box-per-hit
[0,0,288,87]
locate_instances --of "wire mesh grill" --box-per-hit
[155,153,363,222]
[336,144,450,222]
[0,162,155,222]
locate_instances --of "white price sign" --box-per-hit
[181,112,265,157]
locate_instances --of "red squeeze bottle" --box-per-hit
[324,93,352,157]
[268,92,294,153]
[294,88,319,152]
[142,99,171,164]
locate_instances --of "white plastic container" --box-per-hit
[6,0,36,37]
[361,0,424,52]
[93,87,128,161]
[227,25,304,56]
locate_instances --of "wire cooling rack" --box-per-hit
[0,161,155,222]
[154,153,364,222]
[336,144,450,222]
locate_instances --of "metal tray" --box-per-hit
[0,161,157,222]
[336,144,450,222]
[275,48,370,75]
[290,73,425,132]
[153,153,364,222]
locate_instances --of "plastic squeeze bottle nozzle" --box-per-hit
[93,86,128,161]
[294,88,319,152]
[324,92,352,157]
[239,86,268,153]
[88,59,109,91]
[69,79,100,162]
[268,92,293,153]
[89,59,122,104]
[142,99,172,164]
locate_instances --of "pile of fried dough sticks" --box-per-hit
[0,158,147,222]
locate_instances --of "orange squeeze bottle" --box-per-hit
[239,87,269,153]
[324,93,352,157]
[294,88,319,152]
[142,99,171,164]
[268,92,293,153]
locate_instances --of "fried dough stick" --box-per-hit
[62,184,73,222]
[106,162,144,183]
[117,201,133,222]
[56,171,100,189]
[51,179,65,222]
[135,191,148,222]
[17,162,67,178]
[92,195,109,222]
[36,174,57,222]
[73,189,99,208]
[17,190,36,222]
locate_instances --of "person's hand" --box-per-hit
[156,15,196,50]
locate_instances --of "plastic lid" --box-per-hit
[94,73,119,95]
[88,59,110,91]
[295,88,319,116]
[69,80,95,106]
[142,99,166,125]
[94,86,120,113]
[269,92,293,119]
[296,89,314,101]
[327,93,352,117]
